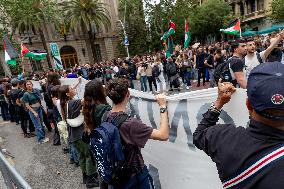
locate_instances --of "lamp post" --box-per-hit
[118,19,130,58]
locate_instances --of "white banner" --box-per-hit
[34,78,249,189]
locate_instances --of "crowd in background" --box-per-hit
[0,31,284,188]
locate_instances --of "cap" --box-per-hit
[11,78,19,85]
[247,61,284,120]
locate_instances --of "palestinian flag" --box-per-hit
[21,43,47,61]
[184,19,191,48]
[166,36,174,58]
[3,35,18,66]
[220,19,241,35]
[161,21,175,41]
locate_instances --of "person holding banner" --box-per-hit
[194,61,284,189]
[103,78,169,189]
[22,81,49,144]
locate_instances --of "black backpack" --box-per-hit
[168,63,177,76]
[152,65,161,78]
[213,58,233,83]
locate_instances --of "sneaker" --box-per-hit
[38,138,49,144]
[186,86,190,90]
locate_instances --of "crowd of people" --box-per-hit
[0,30,284,189]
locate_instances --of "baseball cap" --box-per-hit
[247,61,284,120]
[11,78,19,85]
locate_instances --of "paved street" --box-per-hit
[0,120,99,189]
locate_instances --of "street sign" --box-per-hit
[124,36,129,46]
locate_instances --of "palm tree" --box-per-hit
[8,0,59,69]
[61,0,111,63]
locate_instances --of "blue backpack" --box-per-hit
[90,112,130,185]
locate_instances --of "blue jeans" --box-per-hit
[69,143,79,163]
[0,101,10,121]
[111,166,154,189]
[140,76,148,92]
[184,71,192,87]
[28,107,45,142]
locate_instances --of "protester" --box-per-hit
[137,61,148,92]
[245,30,284,78]
[194,46,206,87]
[145,58,157,92]
[16,80,35,138]
[166,57,180,91]
[22,80,49,144]
[154,57,167,93]
[59,77,99,188]
[101,78,169,188]
[227,39,247,88]
[204,48,215,88]
[194,61,284,188]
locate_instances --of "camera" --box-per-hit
[142,62,148,68]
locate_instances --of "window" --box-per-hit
[257,0,264,11]
[31,59,43,72]
[251,0,256,13]
[95,44,102,62]
[239,3,244,16]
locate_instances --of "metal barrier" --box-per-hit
[0,151,32,189]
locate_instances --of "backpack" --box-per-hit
[213,58,233,83]
[90,112,131,185]
[168,63,177,76]
[152,65,161,78]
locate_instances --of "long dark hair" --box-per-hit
[83,79,107,131]
[47,72,61,86]
[58,85,70,120]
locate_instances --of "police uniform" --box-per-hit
[194,61,284,189]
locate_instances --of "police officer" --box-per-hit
[194,61,284,189]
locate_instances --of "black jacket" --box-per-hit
[193,110,284,189]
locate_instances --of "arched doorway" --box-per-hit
[60,46,78,69]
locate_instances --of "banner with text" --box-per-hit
[35,78,249,189]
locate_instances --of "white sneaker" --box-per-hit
[38,138,49,144]
[186,86,190,90]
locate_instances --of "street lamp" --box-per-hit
[118,19,130,58]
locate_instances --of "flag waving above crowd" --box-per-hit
[220,18,241,35]
[184,19,191,48]
[21,44,47,61]
[3,34,19,66]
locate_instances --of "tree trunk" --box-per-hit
[88,22,97,64]
[38,27,52,69]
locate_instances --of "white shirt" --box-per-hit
[56,99,63,119]
[113,66,119,73]
[245,51,265,79]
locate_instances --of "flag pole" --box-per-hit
[239,18,242,38]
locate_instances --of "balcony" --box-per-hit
[243,10,267,22]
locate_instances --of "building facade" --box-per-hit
[226,0,273,31]
[19,0,120,73]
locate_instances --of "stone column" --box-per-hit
[255,0,258,12]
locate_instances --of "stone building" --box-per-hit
[19,0,120,73]
[200,0,279,32]
[225,0,273,31]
